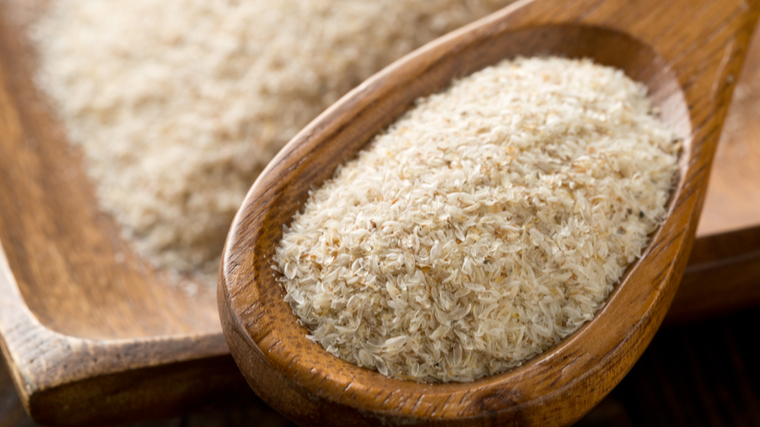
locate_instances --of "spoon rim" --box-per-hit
[219,0,756,423]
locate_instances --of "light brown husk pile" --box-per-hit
[275,57,679,383]
[29,0,518,286]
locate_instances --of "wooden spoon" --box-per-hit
[218,0,760,425]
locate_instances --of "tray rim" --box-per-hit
[0,242,231,424]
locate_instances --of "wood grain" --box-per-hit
[0,355,295,427]
[1,0,760,426]
[219,0,760,426]
[6,307,760,427]
[576,306,760,427]
[1,355,35,427]
[697,32,760,237]
[0,5,246,426]
[667,225,760,325]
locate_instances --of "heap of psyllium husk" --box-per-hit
[28,0,517,286]
[275,57,680,383]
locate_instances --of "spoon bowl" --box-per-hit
[219,0,760,425]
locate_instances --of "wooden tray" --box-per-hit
[1,5,759,427]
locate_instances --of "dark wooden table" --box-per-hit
[4,305,760,426]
